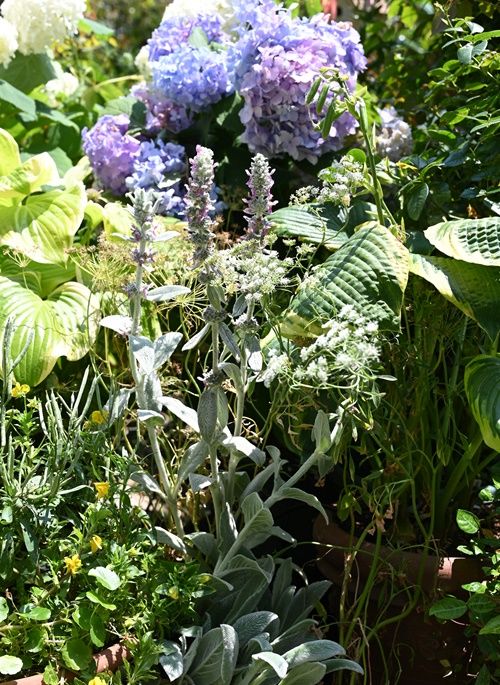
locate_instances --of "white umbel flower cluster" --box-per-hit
[0,17,18,68]
[375,106,413,162]
[1,0,85,58]
[291,156,364,208]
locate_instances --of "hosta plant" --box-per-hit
[0,129,98,386]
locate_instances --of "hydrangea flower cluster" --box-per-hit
[1,0,85,63]
[0,17,18,68]
[376,106,413,162]
[82,115,187,215]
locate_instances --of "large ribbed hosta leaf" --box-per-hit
[0,183,86,266]
[0,276,99,386]
[464,355,500,450]
[410,254,500,340]
[425,218,500,266]
[281,225,409,338]
[270,202,377,250]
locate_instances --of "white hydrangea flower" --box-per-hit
[376,106,413,162]
[2,0,86,55]
[0,17,18,68]
[45,71,79,105]
[162,0,237,31]
[134,45,152,79]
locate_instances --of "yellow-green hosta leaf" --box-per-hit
[0,183,86,265]
[0,277,99,386]
[0,129,21,176]
[0,152,60,200]
[281,225,409,338]
[425,217,500,266]
[464,355,500,450]
[410,253,500,340]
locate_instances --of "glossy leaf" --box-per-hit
[429,597,467,620]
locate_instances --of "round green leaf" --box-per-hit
[0,597,9,622]
[429,597,467,620]
[62,638,92,670]
[0,655,23,675]
[479,615,500,635]
[456,509,481,535]
[88,566,121,591]
[25,606,51,621]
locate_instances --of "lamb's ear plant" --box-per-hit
[102,149,365,682]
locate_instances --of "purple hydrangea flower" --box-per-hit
[233,4,366,161]
[82,114,140,195]
[147,14,227,62]
[152,45,234,113]
[126,139,187,217]
[131,82,192,134]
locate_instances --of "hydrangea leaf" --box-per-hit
[410,254,500,340]
[424,217,500,266]
[0,182,86,265]
[0,276,99,386]
[281,225,409,337]
[464,355,500,450]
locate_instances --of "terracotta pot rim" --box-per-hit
[0,642,130,685]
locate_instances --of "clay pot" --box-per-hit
[0,643,130,685]
[314,516,483,685]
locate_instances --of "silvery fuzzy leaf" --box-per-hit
[154,332,182,368]
[272,488,327,522]
[182,323,210,351]
[162,396,199,432]
[143,370,163,412]
[219,362,244,393]
[217,504,238,557]
[279,661,327,684]
[245,335,263,372]
[151,230,179,243]
[104,388,133,423]
[186,531,218,562]
[145,285,190,302]
[252,652,288,679]
[160,641,184,681]
[189,473,212,492]
[269,526,296,544]
[189,625,238,685]
[312,410,331,454]
[129,471,163,496]
[222,436,265,466]
[155,528,187,554]
[232,294,247,318]
[282,640,345,668]
[177,441,209,485]
[99,315,132,335]
[130,335,155,374]
[216,386,229,432]
[198,388,218,443]
[233,612,278,647]
[324,658,364,674]
[137,409,164,426]
[219,323,240,361]
[242,492,264,523]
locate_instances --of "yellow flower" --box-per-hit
[11,382,30,398]
[88,678,107,685]
[93,482,110,499]
[64,554,82,576]
[167,586,180,600]
[90,535,103,553]
[90,410,108,425]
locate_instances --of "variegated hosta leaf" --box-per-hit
[0,183,86,266]
[410,253,500,340]
[0,277,99,386]
[281,225,409,338]
[425,217,500,266]
[464,355,500,450]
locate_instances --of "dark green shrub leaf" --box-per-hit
[62,638,92,670]
[429,597,467,620]
[88,566,121,591]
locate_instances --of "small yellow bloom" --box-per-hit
[11,382,30,398]
[64,554,82,576]
[90,535,103,553]
[90,410,108,425]
[93,482,110,499]
[167,586,180,600]
[88,678,107,685]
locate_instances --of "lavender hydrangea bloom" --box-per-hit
[234,4,366,161]
[82,115,140,195]
[126,139,187,217]
[152,45,234,113]
[147,14,227,62]
[131,82,192,134]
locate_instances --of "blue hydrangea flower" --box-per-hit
[147,14,227,62]
[126,139,187,217]
[131,83,192,134]
[151,44,234,113]
[82,114,140,195]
